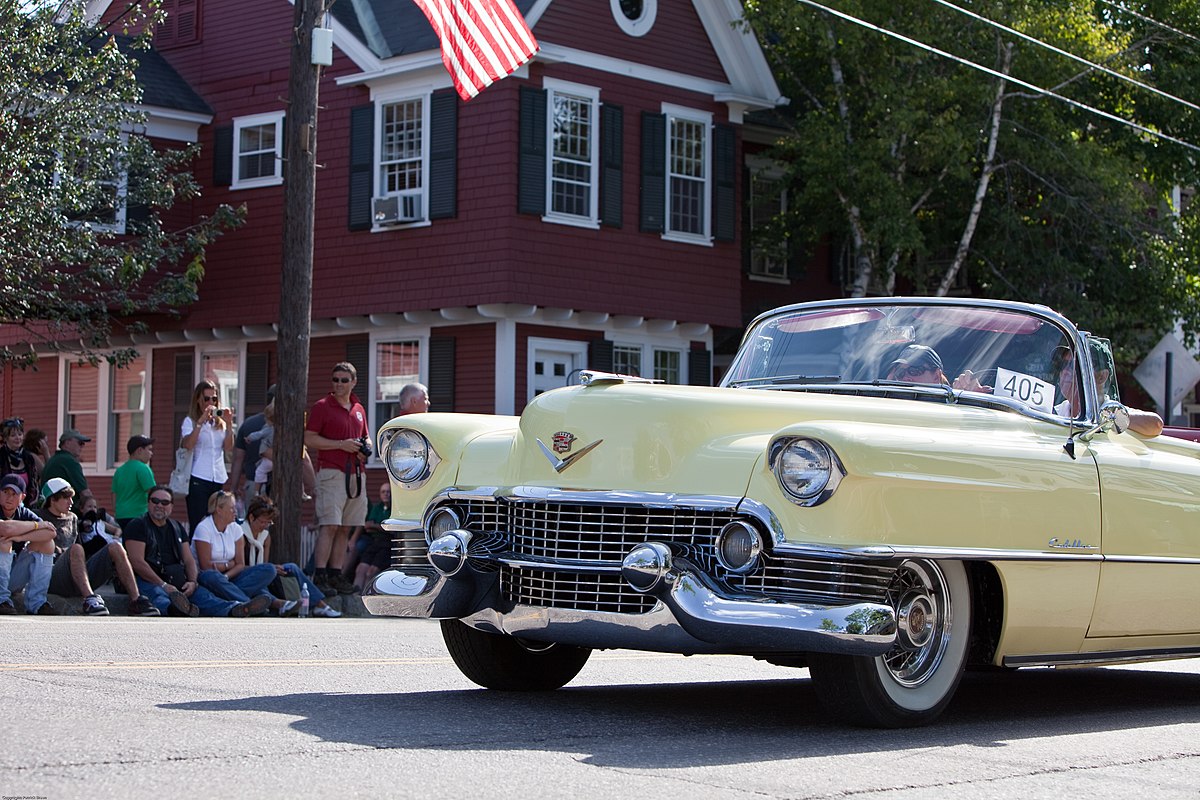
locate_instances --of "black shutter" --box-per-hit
[428,336,456,412]
[588,339,613,373]
[244,352,271,412]
[639,112,665,233]
[213,125,233,186]
[345,339,370,424]
[518,85,547,215]
[688,349,712,387]
[429,90,458,220]
[124,159,150,229]
[712,123,736,242]
[348,104,374,231]
[174,352,194,447]
[741,164,752,274]
[600,103,623,228]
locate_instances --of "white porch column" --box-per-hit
[494,318,517,415]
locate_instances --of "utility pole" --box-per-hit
[274,0,332,561]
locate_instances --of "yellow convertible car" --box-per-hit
[363,298,1200,727]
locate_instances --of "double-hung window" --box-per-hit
[62,354,149,471]
[544,79,599,226]
[232,112,284,189]
[664,105,711,242]
[748,159,789,280]
[372,339,422,430]
[377,96,427,224]
[58,135,128,234]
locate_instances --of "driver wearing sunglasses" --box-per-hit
[885,344,949,386]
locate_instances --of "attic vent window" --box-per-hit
[611,0,655,37]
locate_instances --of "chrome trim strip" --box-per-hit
[1004,647,1200,668]
[1103,554,1200,565]
[770,542,1104,562]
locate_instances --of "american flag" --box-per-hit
[413,0,539,101]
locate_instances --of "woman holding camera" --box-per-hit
[181,380,234,532]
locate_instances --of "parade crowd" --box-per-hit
[0,362,430,618]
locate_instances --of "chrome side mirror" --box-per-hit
[1063,401,1131,459]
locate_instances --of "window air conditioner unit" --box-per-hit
[372,194,422,225]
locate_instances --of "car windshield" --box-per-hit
[723,302,1097,421]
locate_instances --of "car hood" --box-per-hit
[456,382,972,497]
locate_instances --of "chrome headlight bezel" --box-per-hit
[769,436,844,506]
[423,505,462,545]
[380,427,440,489]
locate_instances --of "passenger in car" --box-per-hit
[1053,346,1163,436]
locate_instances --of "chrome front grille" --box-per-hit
[400,496,896,615]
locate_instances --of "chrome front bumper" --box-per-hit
[363,535,898,657]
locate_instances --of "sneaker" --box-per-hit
[128,596,162,617]
[312,604,342,618]
[277,599,299,618]
[33,602,59,615]
[82,594,110,616]
[230,594,272,618]
[0,601,17,615]
[167,588,199,618]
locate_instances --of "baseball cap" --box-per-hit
[266,384,277,401]
[0,474,26,493]
[42,477,73,498]
[127,434,155,454]
[59,429,92,445]
[888,344,943,374]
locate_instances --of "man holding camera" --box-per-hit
[304,361,369,595]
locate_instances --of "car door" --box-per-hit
[1088,431,1200,637]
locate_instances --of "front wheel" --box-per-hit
[808,560,970,727]
[440,619,591,691]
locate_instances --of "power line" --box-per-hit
[928,0,1200,114]
[1097,0,1200,46]
[794,0,1200,154]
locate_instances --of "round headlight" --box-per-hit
[386,428,432,484]
[775,438,833,501]
[716,521,762,573]
[425,506,462,543]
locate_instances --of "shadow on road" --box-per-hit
[163,665,1200,765]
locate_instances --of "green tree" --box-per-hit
[0,0,243,367]
[742,0,1200,349]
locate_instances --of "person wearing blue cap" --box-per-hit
[886,344,948,385]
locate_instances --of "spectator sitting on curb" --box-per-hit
[38,478,159,616]
[123,486,270,618]
[0,474,57,615]
[240,496,341,617]
[192,490,286,616]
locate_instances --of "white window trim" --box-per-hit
[661,103,712,246]
[610,0,657,37]
[372,90,432,231]
[367,328,430,462]
[542,78,601,229]
[195,342,247,427]
[526,337,588,403]
[608,333,689,384]
[231,111,285,190]
[57,350,153,475]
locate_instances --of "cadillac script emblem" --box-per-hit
[552,431,576,454]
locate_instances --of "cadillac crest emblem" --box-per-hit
[552,431,576,454]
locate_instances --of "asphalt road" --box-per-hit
[2,616,1198,799]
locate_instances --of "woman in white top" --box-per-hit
[192,490,278,615]
[180,380,234,532]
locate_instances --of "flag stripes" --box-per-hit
[413,0,539,101]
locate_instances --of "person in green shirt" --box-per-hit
[40,429,90,496]
[112,435,157,527]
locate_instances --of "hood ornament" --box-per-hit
[537,435,603,473]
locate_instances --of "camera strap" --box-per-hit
[344,458,363,499]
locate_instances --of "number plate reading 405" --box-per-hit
[994,367,1055,414]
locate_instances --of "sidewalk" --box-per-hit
[36,582,369,617]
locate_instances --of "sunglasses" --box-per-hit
[898,365,935,379]
[203,395,218,402]
[1,417,23,430]
[332,377,352,384]
[149,496,173,506]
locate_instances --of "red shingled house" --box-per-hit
[1,0,804,508]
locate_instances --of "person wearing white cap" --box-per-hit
[40,429,91,495]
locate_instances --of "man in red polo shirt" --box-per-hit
[304,361,369,595]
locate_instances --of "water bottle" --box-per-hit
[299,584,310,618]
